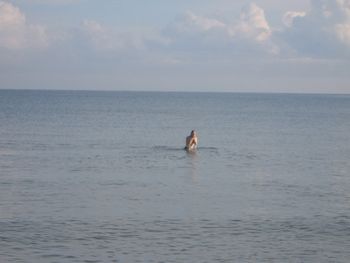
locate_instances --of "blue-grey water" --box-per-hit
[0,90,350,262]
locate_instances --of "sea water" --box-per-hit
[0,90,350,262]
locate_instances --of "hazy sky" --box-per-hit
[1,0,350,93]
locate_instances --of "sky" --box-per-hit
[1,0,350,93]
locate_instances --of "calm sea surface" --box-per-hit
[0,90,350,262]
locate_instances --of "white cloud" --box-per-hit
[162,3,278,55]
[0,1,48,49]
[82,20,114,50]
[334,0,350,46]
[281,0,350,57]
[283,11,306,27]
[337,0,350,17]
[81,19,145,51]
[161,11,228,50]
[169,11,226,34]
[1,1,350,93]
[232,3,271,42]
[335,23,350,45]
[74,1,350,59]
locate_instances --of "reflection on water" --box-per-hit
[186,148,198,183]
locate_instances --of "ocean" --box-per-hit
[0,90,350,262]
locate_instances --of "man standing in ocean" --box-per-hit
[185,130,198,151]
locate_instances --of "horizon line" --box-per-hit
[0,88,349,96]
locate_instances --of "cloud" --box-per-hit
[82,20,115,50]
[334,0,350,46]
[0,1,48,49]
[161,11,227,51]
[1,1,350,93]
[162,3,278,56]
[282,11,306,27]
[167,11,226,34]
[233,3,272,42]
[280,0,350,57]
[81,20,145,52]
[335,23,350,45]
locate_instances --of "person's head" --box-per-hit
[190,130,196,137]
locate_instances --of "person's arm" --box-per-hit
[190,137,197,146]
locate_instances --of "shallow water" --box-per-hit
[1,90,350,262]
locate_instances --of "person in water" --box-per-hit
[185,130,198,150]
